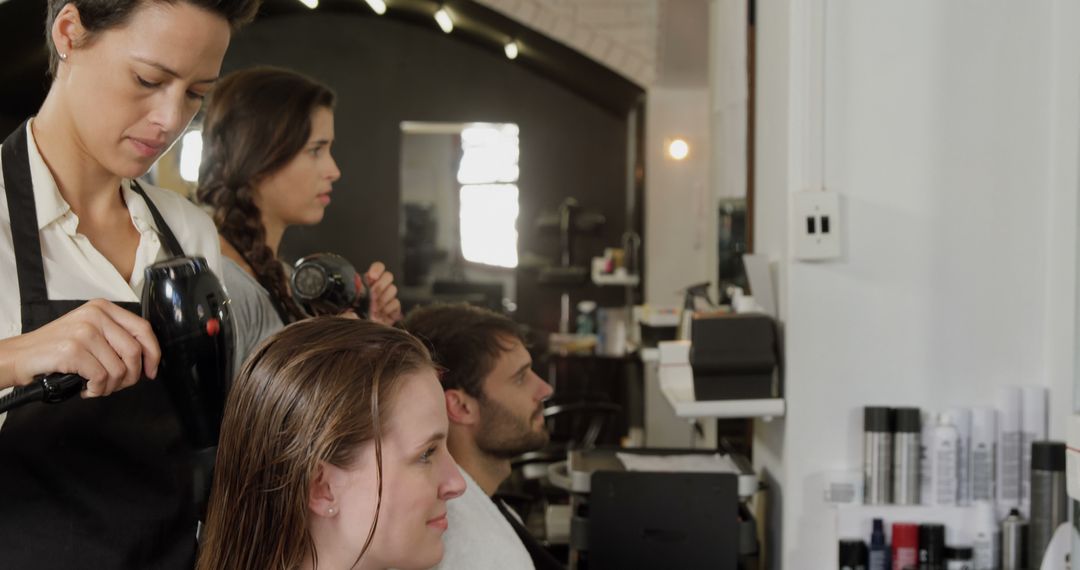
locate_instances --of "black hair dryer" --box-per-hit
[142,256,234,519]
[0,255,234,441]
[141,256,234,451]
[291,252,368,316]
[0,256,233,519]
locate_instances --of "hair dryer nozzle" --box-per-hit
[291,253,367,316]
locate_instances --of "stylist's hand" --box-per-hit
[0,299,160,397]
[364,261,403,326]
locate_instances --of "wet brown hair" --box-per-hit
[45,0,261,76]
[197,318,435,570]
[196,66,336,323]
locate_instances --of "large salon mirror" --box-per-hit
[399,121,520,313]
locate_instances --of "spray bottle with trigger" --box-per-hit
[678,281,715,341]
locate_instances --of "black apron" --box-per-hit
[0,121,197,569]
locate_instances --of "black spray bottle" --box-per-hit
[869,518,891,570]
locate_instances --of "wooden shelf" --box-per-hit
[591,257,640,286]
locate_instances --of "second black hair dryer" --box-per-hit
[0,256,235,452]
[291,252,368,316]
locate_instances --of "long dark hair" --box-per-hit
[196,66,336,323]
[197,317,435,570]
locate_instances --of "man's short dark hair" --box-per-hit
[403,303,526,399]
[45,0,262,76]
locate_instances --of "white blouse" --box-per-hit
[0,120,224,429]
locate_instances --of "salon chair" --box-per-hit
[497,399,625,564]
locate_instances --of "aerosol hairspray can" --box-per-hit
[971,501,999,570]
[893,407,921,505]
[1001,509,1027,570]
[944,408,972,506]
[918,523,946,570]
[1027,441,1066,570]
[921,410,936,505]
[997,388,1022,519]
[864,407,893,504]
[931,415,959,506]
[970,408,997,503]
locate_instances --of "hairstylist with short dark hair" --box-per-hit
[0,1,260,567]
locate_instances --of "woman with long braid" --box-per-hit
[197,67,402,368]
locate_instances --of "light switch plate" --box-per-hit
[792,190,841,261]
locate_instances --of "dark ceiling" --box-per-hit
[0,0,644,122]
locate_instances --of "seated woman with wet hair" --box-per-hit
[197,318,465,570]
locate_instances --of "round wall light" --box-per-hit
[667,138,690,161]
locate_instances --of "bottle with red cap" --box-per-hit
[892,522,919,570]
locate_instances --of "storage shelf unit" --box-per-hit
[829,504,985,569]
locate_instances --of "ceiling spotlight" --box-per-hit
[504,41,519,60]
[434,7,454,33]
[667,138,690,161]
[364,0,387,14]
[297,0,318,8]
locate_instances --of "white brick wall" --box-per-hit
[475,0,660,86]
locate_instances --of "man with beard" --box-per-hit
[404,304,564,570]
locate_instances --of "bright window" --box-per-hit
[457,124,519,268]
[459,185,519,268]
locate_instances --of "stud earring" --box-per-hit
[327,507,336,515]
[59,53,68,61]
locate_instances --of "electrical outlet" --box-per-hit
[792,191,841,261]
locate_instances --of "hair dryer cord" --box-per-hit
[0,373,86,414]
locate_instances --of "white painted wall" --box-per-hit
[645,0,746,308]
[644,86,713,306]
[750,0,795,563]
[754,0,1080,568]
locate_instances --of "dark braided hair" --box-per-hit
[196,67,336,323]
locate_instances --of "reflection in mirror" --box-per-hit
[717,197,748,304]
[399,122,519,313]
